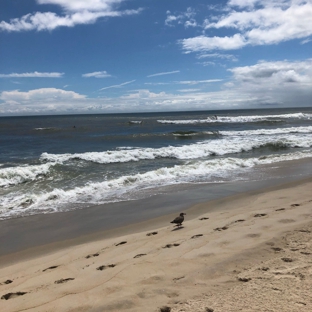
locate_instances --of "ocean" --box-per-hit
[1,107,312,220]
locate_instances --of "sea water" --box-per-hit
[1,107,312,220]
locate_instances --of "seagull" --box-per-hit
[170,213,186,227]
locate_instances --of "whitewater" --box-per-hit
[1,108,312,220]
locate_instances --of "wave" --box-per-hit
[40,133,312,165]
[128,120,143,125]
[33,127,58,131]
[157,112,312,125]
[2,150,312,220]
[0,163,55,188]
[220,126,312,136]
[172,130,218,138]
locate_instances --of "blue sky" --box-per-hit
[0,0,312,115]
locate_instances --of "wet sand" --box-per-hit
[1,170,312,311]
[1,157,312,262]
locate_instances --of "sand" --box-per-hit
[1,178,312,312]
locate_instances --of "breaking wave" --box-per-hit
[0,163,55,188]
[40,133,312,165]
[1,150,312,220]
[158,113,312,124]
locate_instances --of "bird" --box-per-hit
[170,213,186,227]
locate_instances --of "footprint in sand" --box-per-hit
[86,253,99,259]
[281,257,293,262]
[146,231,158,236]
[1,292,27,300]
[199,217,209,220]
[214,226,228,231]
[254,213,267,217]
[173,276,185,281]
[291,204,300,207]
[0,280,13,285]
[275,208,285,211]
[272,247,283,252]
[54,278,75,284]
[42,265,59,272]
[191,234,203,239]
[115,241,127,246]
[234,219,245,223]
[134,254,147,259]
[238,277,251,282]
[159,306,171,312]
[260,267,270,271]
[96,264,116,271]
[163,243,180,248]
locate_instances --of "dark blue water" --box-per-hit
[1,107,312,219]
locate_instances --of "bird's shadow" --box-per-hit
[171,226,185,232]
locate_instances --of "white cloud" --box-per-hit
[229,59,312,84]
[178,89,201,92]
[37,0,124,12]
[82,71,111,78]
[0,72,64,78]
[181,1,312,52]
[181,34,247,52]
[165,7,197,28]
[99,80,135,90]
[144,82,171,86]
[1,60,311,115]
[225,59,312,106]
[0,0,142,32]
[197,53,238,61]
[1,88,85,102]
[147,70,180,78]
[120,89,167,99]
[177,79,223,85]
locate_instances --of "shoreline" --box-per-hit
[1,174,312,311]
[1,157,312,265]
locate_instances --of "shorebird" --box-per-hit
[170,213,186,227]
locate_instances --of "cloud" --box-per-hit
[229,59,312,84]
[165,7,197,28]
[225,59,312,106]
[82,71,111,78]
[147,70,180,78]
[178,89,201,92]
[197,53,238,61]
[0,0,142,32]
[37,0,124,12]
[177,79,223,85]
[120,89,167,99]
[180,1,312,52]
[1,60,311,115]
[181,34,247,52]
[1,88,85,102]
[0,72,64,78]
[99,80,135,90]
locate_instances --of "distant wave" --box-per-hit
[220,126,312,136]
[2,150,312,220]
[157,113,312,124]
[0,163,54,188]
[33,127,58,131]
[172,130,218,138]
[40,133,312,165]
[128,120,143,125]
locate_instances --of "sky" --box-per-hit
[0,0,312,116]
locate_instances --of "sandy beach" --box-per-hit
[1,177,312,312]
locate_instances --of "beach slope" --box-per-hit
[1,179,312,312]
